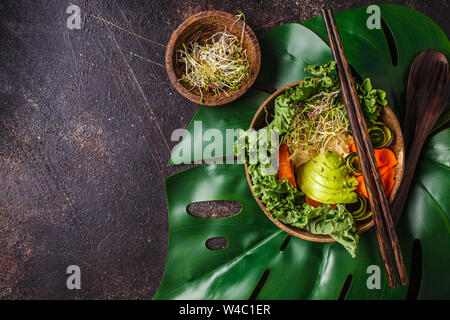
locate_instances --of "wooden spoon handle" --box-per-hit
[393,50,449,225]
[390,125,429,224]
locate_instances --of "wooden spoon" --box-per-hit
[391,50,450,225]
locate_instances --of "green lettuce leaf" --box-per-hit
[357,78,388,124]
[248,162,359,257]
[306,204,358,257]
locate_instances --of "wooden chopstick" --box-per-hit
[322,9,409,287]
[325,11,409,287]
[321,9,397,288]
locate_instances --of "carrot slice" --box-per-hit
[356,167,396,199]
[374,148,398,169]
[355,148,398,199]
[382,167,396,197]
[278,144,297,188]
[378,164,393,176]
[349,139,356,153]
[356,175,368,199]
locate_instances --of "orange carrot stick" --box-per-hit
[278,144,297,188]
[349,139,356,153]
[356,175,368,199]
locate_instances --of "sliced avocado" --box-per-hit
[300,181,357,203]
[299,165,356,193]
[309,163,349,180]
[297,151,357,204]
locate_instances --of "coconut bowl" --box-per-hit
[166,10,261,106]
[244,80,405,242]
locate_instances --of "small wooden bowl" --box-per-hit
[245,80,405,242]
[165,10,261,106]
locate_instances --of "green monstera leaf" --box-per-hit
[168,89,269,166]
[155,129,450,299]
[157,5,450,299]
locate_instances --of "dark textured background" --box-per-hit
[0,0,448,299]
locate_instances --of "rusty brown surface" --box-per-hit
[0,0,448,299]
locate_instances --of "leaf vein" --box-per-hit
[416,180,450,233]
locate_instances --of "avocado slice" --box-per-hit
[301,165,358,190]
[297,151,357,204]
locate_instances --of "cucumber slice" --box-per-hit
[354,210,372,221]
[368,122,393,149]
[345,152,362,174]
[345,193,367,217]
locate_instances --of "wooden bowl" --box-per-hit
[244,80,405,242]
[165,10,261,106]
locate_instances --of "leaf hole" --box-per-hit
[187,200,242,219]
[338,274,353,300]
[381,18,398,66]
[205,237,229,250]
[279,235,291,251]
[406,239,422,300]
[249,269,270,300]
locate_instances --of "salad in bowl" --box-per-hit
[236,61,404,257]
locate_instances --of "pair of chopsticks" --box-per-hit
[322,9,408,288]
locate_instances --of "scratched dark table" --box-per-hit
[0,0,448,299]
